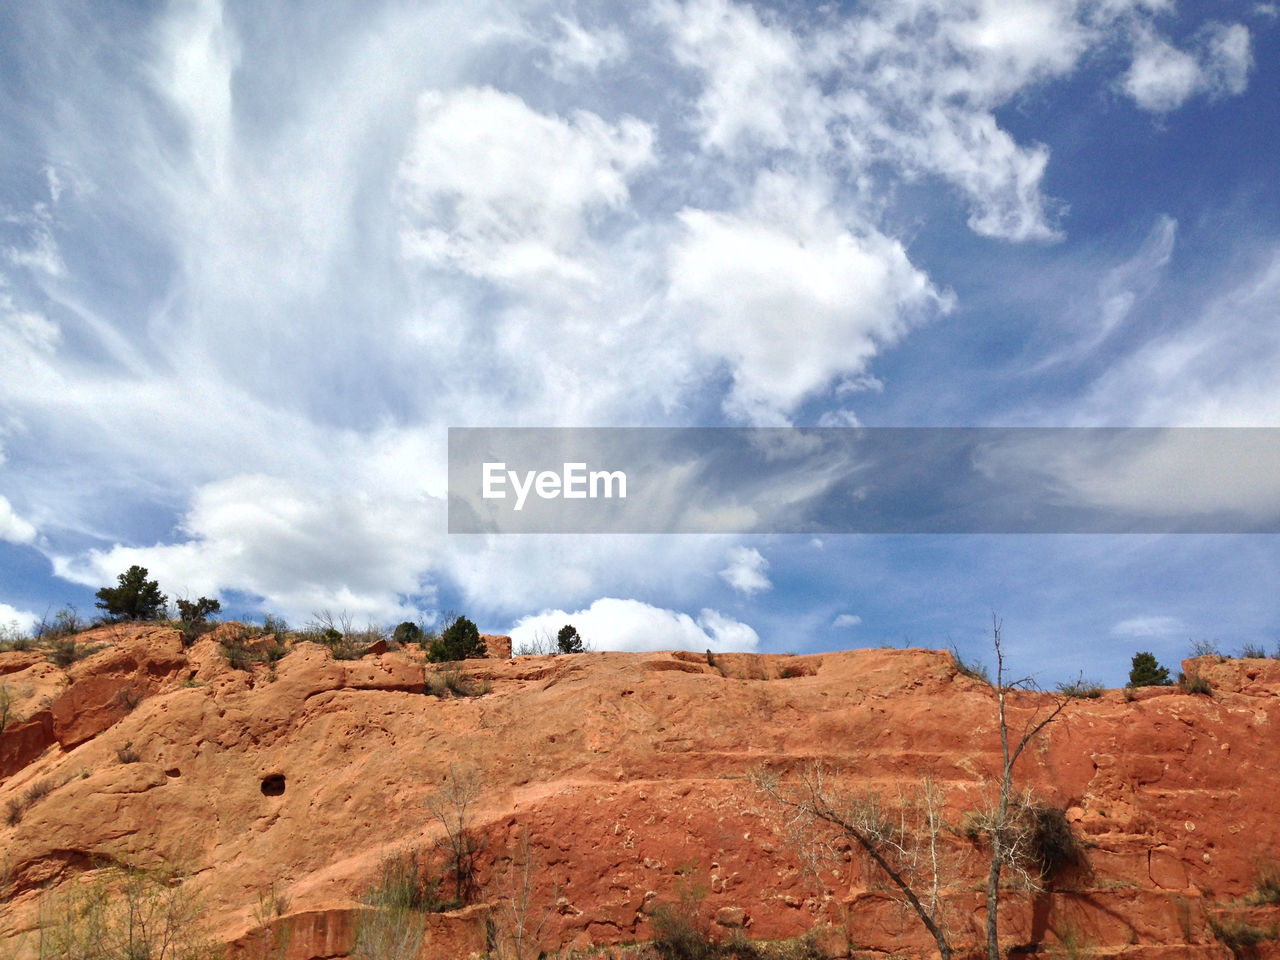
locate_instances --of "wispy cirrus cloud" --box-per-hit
[1112,615,1187,638]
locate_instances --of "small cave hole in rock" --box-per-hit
[261,774,286,797]
[165,768,181,778]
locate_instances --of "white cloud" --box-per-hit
[0,1,1266,641]
[1201,22,1253,97]
[1035,215,1178,371]
[53,473,443,625]
[1123,31,1203,112]
[0,495,37,545]
[1123,22,1252,112]
[657,0,814,154]
[1078,248,1280,425]
[546,16,628,76]
[656,0,1073,241]
[719,546,771,595]
[397,86,654,287]
[938,0,1093,103]
[509,597,759,653]
[4,222,66,279]
[0,602,40,633]
[669,173,949,423]
[1112,615,1186,638]
[150,0,239,186]
[833,613,862,628]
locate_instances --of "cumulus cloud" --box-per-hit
[0,602,40,633]
[719,546,770,595]
[397,86,654,287]
[669,173,949,423]
[657,0,813,154]
[0,494,37,545]
[1123,23,1252,112]
[53,473,442,625]
[832,613,862,628]
[509,597,759,653]
[656,0,1074,242]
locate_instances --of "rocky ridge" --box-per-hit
[2,622,1279,959]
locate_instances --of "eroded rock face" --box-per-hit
[2,630,1278,960]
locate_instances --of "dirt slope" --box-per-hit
[2,623,1279,959]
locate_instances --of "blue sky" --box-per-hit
[1,0,1278,686]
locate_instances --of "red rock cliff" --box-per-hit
[2,624,1278,959]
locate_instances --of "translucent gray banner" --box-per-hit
[447,428,1280,534]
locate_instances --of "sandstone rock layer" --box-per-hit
[2,625,1278,959]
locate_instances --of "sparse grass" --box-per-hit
[0,682,17,732]
[4,777,61,826]
[443,665,471,697]
[178,620,216,647]
[222,636,291,671]
[650,899,714,960]
[222,640,255,671]
[1252,861,1280,905]
[350,848,459,959]
[1049,922,1096,960]
[113,686,142,712]
[959,809,984,841]
[116,741,142,764]
[1208,915,1277,958]
[45,637,98,668]
[424,672,449,698]
[1178,671,1212,696]
[298,610,387,661]
[35,606,84,640]
[0,622,34,652]
[950,646,991,685]
[1240,643,1268,659]
[424,664,490,698]
[22,777,56,806]
[1056,678,1105,699]
[262,613,289,636]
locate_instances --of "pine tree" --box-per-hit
[427,616,486,662]
[95,566,168,622]
[556,624,584,654]
[1128,651,1172,687]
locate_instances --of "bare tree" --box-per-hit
[981,615,1071,960]
[754,617,1076,960]
[426,766,484,905]
[37,865,212,960]
[754,763,954,960]
[513,629,554,657]
[491,829,556,960]
[249,884,293,960]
